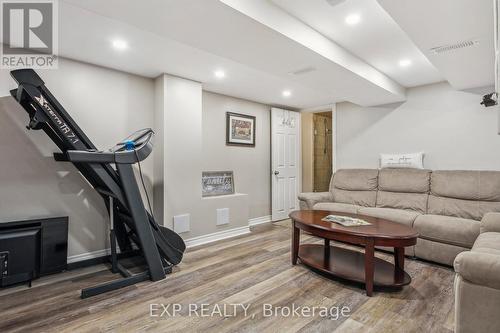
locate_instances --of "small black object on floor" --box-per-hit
[0,217,68,288]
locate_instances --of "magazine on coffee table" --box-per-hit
[321,214,371,227]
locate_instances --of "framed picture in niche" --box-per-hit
[226,112,256,147]
[202,171,235,197]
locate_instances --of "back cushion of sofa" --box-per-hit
[378,168,431,193]
[376,169,431,213]
[330,169,379,191]
[333,189,377,207]
[331,169,378,207]
[377,191,428,213]
[429,170,500,220]
[431,170,500,201]
[428,195,500,221]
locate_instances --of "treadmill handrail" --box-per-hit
[66,129,154,164]
[66,150,115,163]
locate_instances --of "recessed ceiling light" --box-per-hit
[399,59,412,67]
[214,70,225,78]
[282,90,292,97]
[112,39,128,50]
[345,14,361,25]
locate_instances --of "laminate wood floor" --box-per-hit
[0,220,455,333]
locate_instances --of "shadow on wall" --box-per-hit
[0,96,109,256]
[338,101,403,146]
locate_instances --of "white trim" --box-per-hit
[67,222,264,263]
[67,248,110,264]
[185,225,251,248]
[248,215,272,226]
[299,103,335,113]
[332,103,337,172]
[298,110,302,201]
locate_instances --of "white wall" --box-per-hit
[156,74,203,230]
[0,58,155,258]
[336,82,500,170]
[154,80,252,239]
[153,75,166,224]
[202,91,271,218]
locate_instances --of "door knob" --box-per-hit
[274,170,280,175]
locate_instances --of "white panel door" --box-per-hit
[271,108,300,221]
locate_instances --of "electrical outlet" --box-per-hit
[173,214,190,233]
[216,208,229,226]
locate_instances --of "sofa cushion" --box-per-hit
[472,232,500,256]
[330,169,378,192]
[312,202,360,215]
[376,245,415,257]
[414,215,480,248]
[427,195,500,221]
[454,251,500,290]
[376,191,428,214]
[333,189,377,207]
[357,207,420,227]
[480,212,500,233]
[431,170,500,201]
[416,238,467,266]
[378,168,431,193]
[297,192,332,210]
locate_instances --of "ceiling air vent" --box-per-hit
[289,66,317,76]
[325,0,347,6]
[429,39,479,54]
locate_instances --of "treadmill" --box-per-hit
[9,69,185,298]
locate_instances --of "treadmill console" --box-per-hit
[66,128,155,164]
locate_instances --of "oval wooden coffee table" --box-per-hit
[289,210,419,296]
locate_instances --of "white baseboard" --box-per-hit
[67,248,110,264]
[185,225,251,248]
[67,216,272,263]
[248,215,272,226]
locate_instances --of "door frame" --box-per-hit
[299,104,337,193]
[312,111,334,192]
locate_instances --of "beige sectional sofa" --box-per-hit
[454,214,500,332]
[298,168,500,266]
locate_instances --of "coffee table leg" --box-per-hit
[324,239,330,266]
[292,220,300,265]
[394,247,405,282]
[365,238,374,297]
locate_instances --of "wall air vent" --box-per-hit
[429,39,479,54]
[289,66,317,76]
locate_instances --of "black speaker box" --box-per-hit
[0,217,68,287]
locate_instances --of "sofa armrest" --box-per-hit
[454,251,500,290]
[481,212,500,233]
[298,192,332,210]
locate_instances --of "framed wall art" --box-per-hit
[226,112,256,147]
[202,171,235,197]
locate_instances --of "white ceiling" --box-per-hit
[378,0,494,90]
[270,0,443,88]
[54,0,406,108]
[55,1,331,110]
[2,0,493,108]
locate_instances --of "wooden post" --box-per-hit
[292,220,300,265]
[365,238,375,296]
